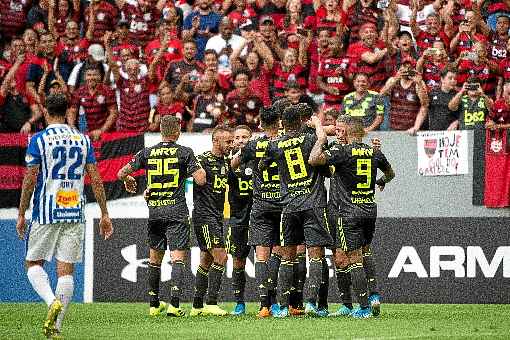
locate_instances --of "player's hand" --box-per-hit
[16,215,26,240]
[99,214,113,240]
[371,138,382,150]
[143,188,150,202]
[377,183,386,192]
[308,115,322,128]
[123,175,137,193]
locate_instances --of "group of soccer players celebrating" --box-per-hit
[17,93,395,339]
[118,98,395,319]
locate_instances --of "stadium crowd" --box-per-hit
[2,0,510,136]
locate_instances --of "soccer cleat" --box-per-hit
[166,305,185,317]
[369,293,381,316]
[317,307,329,317]
[257,307,271,318]
[189,307,204,317]
[50,330,62,340]
[289,305,305,316]
[350,307,372,319]
[203,304,228,316]
[273,306,289,318]
[149,301,167,316]
[43,299,63,338]
[329,305,353,317]
[304,302,320,317]
[270,303,280,316]
[231,303,246,316]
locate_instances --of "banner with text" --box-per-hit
[417,130,469,176]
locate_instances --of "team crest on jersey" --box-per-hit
[97,95,105,104]
[247,100,255,109]
[490,138,503,153]
[407,93,416,102]
[56,189,80,207]
[245,167,253,176]
[97,12,105,21]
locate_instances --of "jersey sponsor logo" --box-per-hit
[56,189,80,207]
[463,110,484,125]
[213,175,228,190]
[388,246,510,278]
[53,208,81,220]
[237,178,253,192]
[121,244,173,282]
[277,135,305,149]
[326,76,344,84]
[351,148,373,157]
[491,46,507,59]
[149,147,177,157]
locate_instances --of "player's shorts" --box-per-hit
[280,208,333,247]
[333,215,376,252]
[225,224,250,258]
[193,214,225,251]
[248,208,282,247]
[26,222,84,263]
[148,215,191,251]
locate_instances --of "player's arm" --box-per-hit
[375,151,395,191]
[86,159,112,239]
[308,116,328,166]
[117,163,137,193]
[16,165,39,239]
[192,168,206,186]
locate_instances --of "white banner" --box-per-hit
[417,130,469,176]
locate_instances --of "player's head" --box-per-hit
[234,125,252,149]
[296,102,313,123]
[212,125,234,156]
[259,107,280,130]
[345,117,366,142]
[281,104,302,132]
[336,114,353,144]
[45,94,68,119]
[160,115,181,141]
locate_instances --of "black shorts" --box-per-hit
[225,224,250,258]
[148,216,191,251]
[333,215,376,252]
[280,208,333,247]
[248,208,282,247]
[193,214,225,251]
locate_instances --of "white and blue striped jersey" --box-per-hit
[25,124,96,225]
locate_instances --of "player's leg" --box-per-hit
[227,223,250,315]
[254,245,271,317]
[289,245,306,315]
[191,218,214,316]
[146,219,168,316]
[267,247,281,311]
[362,218,381,316]
[54,261,74,336]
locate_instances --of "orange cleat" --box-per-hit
[289,306,305,316]
[257,307,271,318]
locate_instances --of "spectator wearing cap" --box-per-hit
[343,0,383,46]
[47,0,81,39]
[54,20,90,82]
[347,22,388,91]
[448,77,493,130]
[340,73,384,132]
[223,68,263,130]
[26,32,58,104]
[384,31,418,78]
[257,15,282,58]
[230,32,274,107]
[117,0,161,48]
[67,44,109,92]
[317,37,352,110]
[427,67,459,131]
[416,41,449,90]
[272,49,306,99]
[0,0,31,39]
[190,74,224,132]
[381,60,428,133]
[450,10,490,57]
[487,81,510,130]
[455,41,499,98]
[205,17,246,66]
[163,39,204,93]
[68,65,117,140]
[410,9,452,56]
[0,54,40,133]
[304,28,332,107]
[182,0,221,60]
[488,15,510,62]
[83,0,119,44]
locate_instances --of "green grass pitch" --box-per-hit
[1,303,509,339]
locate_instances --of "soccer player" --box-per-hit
[191,125,234,316]
[261,104,333,318]
[16,94,113,338]
[309,116,394,318]
[231,108,283,318]
[117,115,206,317]
[226,125,253,315]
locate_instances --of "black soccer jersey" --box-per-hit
[193,151,230,218]
[228,159,253,219]
[325,141,391,217]
[264,132,327,212]
[129,141,200,220]
[240,136,282,211]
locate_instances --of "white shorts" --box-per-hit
[26,222,85,263]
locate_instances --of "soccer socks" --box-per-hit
[290,254,306,307]
[363,250,379,295]
[278,260,294,308]
[206,263,225,305]
[148,263,161,308]
[267,253,281,305]
[350,263,369,309]
[255,260,270,307]
[170,260,185,308]
[336,266,353,309]
[232,268,246,304]
[27,265,56,307]
[55,275,74,331]
[306,258,323,304]
[193,265,209,309]
[318,257,329,309]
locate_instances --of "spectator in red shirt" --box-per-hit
[164,39,204,90]
[410,9,452,55]
[117,0,160,48]
[224,0,257,29]
[385,31,418,77]
[416,41,448,90]
[54,20,90,82]
[450,10,490,57]
[488,15,510,62]
[304,28,331,106]
[190,74,224,132]
[271,48,306,99]
[84,0,119,44]
[148,84,187,131]
[343,0,383,45]
[487,81,510,129]
[0,0,31,39]
[316,0,345,35]
[223,68,263,129]
[67,66,117,140]
[26,32,58,104]
[47,0,80,38]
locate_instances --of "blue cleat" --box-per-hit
[304,302,320,317]
[273,306,289,318]
[368,294,381,316]
[329,305,353,317]
[350,307,372,319]
[317,307,329,317]
[270,303,280,316]
[231,303,246,316]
